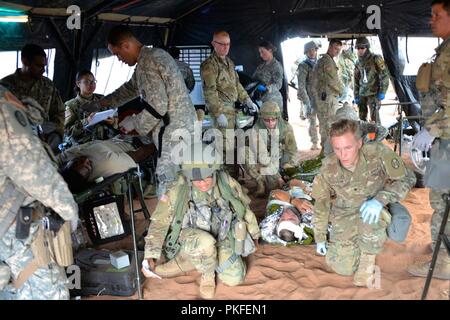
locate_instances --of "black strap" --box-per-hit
[140,98,170,158]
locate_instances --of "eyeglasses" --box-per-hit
[80,80,97,85]
[213,40,230,47]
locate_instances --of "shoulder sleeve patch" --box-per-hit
[381,149,406,179]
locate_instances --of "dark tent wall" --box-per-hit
[0,0,435,121]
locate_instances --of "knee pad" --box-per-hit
[387,202,411,242]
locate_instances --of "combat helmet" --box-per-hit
[304,40,320,54]
[335,103,359,121]
[180,142,222,181]
[260,101,281,119]
[355,37,370,49]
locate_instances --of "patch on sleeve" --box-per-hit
[381,151,406,179]
[14,110,27,127]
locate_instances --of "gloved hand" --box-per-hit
[81,100,102,113]
[216,114,228,128]
[412,128,435,152]
[360,199,383,224]
[256,84,267,92]
[316,241,328,256]
[119,114,136,133]
[353,97,360,105]
[245,98,259,113]
[377,92,385,101]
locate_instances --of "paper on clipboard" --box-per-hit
[86,108,117,127]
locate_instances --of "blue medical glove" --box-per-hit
[316,241,328,256]
[360,199,383,224]
[256,84,267,92]
[216,114,228,128]
[353,97,360,105]
[412,128,435,152]
[377,93,385,101]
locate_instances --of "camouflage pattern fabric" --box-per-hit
[176,60,195,93]
[252,58,284,109]
[313,54,344,148]
[297,58,319,145]
[338,48,357,103]
[420,38,450,251]
[0,85,78,300]
[311,142,415,275]
[0,69,65,137]
[104,47,196,186]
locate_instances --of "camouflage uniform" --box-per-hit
[252,58,284,109]
[104,47,196,190]
[64,93,117,145]
[144,172,260,287]
[244,101,300,190]
[313,54,344,148]
[297,57,319,146]
[0,69,65,143]
[338,48,357,103]
[312,142,415,275]
[354,51,390,123]
[420,38,450,252]
[200,51,251,154]
[0,85,78,300]
[176,60,195,93]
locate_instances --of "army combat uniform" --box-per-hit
[297,57,319,147]
[313,54,344,149]
[0,69,66,152]
[354,51,390,124]
[103,47,196,191]
[312,142,415,277]
[252,57,284,109]
[0,85,78,300]
[337,48,357,103]
[408,37,450,278]
[144,170,260,298]
[200,51,252,154]
[64,93,117,145]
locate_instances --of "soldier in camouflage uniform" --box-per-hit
[252,40,284,110]
[354,37,390,124]
[244,101,300,196]
[142,142,260,299]
[0,85,79,299]
[64,70,117,146]
[312,39,344,151]
[312,119,415,286]
[408,0,450,280]
[0,44,65,154]
[337,41,357,104]
[297,41,320,150]
[200,30,258,166]
[168,46,196,93]
[83,25,196,196]
[322,103,389,155]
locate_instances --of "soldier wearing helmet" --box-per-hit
[353,37,390,124]
[142,142,260,299]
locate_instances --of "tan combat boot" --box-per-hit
[155,255,195,278]
[407,253,450,280]
[353,253,376,287]
[255,178,266,197]
[199,272,216,299]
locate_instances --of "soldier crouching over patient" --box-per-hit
[311,119,415,286]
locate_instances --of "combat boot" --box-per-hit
[407,253,450,280]
[199,272,216,299]
[310,143,319,150]
[353,253,376,287]
[255,178,266,197]
[155,255,195,278]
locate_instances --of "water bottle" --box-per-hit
[234,221,247,255]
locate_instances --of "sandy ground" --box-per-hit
[88,89,450,300]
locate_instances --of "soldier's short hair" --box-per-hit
[329,39,343,47]
[21,43,46,62]
[107,25,135,46]
[329,119,362,139]
[213,30,230,39]
[432,0,450,14]
[258,40,277,53]
[279,229,296,242]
